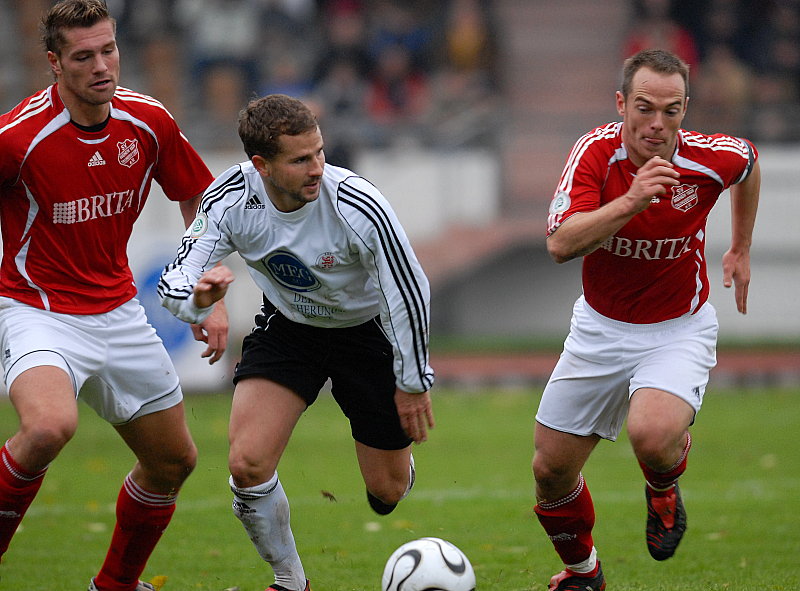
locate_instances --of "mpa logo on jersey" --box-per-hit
[264,249,321,292]
[671,184,699,212]
[117,139,140,168]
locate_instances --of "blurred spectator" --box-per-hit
[11,0,52,98]
[747,1,800,141]
[114,0,185,119]
[177,0,264,145]
[311,56,374,166]
[364,42,432,146]
[312,1,373,84]
[690,41,752,136]
[366,0,436,74]
[623,0,700,72]
[444,0,496,76]
[421,0,499,148]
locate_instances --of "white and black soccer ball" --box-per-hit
[381,537,476,591]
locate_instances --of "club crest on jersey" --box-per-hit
[117,139,140,168]
[264,249,321,292]
[549,191,571,214]
[316,252,337,269]
[671,184,699,212]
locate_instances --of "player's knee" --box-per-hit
[18,420,76,465]
[532,454,577,499]
[628,424,681,470]
[150,442,197,488]
[228,452,273,488]
[365,471,409,505]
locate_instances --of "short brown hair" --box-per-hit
[621,49,689,99]
[41,0,115,55]
[238,94,319,160]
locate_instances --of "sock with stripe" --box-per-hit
[0,442,48,560]
[640,432,692,493]
[535,473,597,568]
[92,474,177,591]
[231,472,306,591]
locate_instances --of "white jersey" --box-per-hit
[159,161,433,393]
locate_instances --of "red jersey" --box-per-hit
[547,122,757,324]
[0,84,214,314]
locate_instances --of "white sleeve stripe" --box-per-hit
[339,183,432,390]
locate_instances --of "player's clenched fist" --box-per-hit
[627,156,680,212]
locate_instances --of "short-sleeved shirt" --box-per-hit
[0,84,214,314]
[547,123,757,324]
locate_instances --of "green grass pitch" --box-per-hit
[1,386,798,590]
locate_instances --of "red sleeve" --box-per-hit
[152,115,215,202]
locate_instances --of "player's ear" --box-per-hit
[251,155,271,177]
[47,51,61,77]
[615,91,625,117]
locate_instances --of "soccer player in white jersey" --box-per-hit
[0,2,227,590]
[159,93,435,591]
[532,49,761,591]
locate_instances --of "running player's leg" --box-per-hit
[533,424,601,572]
[628,388,694,560]
[1,365,77,560]
[355,443,414,513]
[91,400,197,590]
[228,377,307,591]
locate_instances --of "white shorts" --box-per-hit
[536,296,718,441]
[0,297,183,424]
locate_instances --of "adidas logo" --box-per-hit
[88,151,106,167]
[244,194,265,210]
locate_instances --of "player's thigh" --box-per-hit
[328,319,411,450]
[7,365,78,467]
[536,350,631,441]
[114,400,197,491]
[228,377,307,484]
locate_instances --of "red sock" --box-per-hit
[535,474,596,565]
[0,443,47,559]
[640,432,692,492]
[93,475,177,591]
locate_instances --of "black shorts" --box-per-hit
[234,301,411,450]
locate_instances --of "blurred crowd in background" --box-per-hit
[626,0,800,143]
[1,0,799,164]
[0,0,501,166]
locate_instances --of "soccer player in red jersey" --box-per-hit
[0,2,226,590]
[533,49,760,591]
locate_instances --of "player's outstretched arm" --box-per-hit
[723,159,761,315]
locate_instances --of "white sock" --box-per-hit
[230,472,306,591]
[567,546,598,574]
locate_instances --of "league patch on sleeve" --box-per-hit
[549,191,571,214]
[190,212,208,238]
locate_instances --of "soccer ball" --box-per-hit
[381,537,476,591]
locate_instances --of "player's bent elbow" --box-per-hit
[546,238,572,264]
